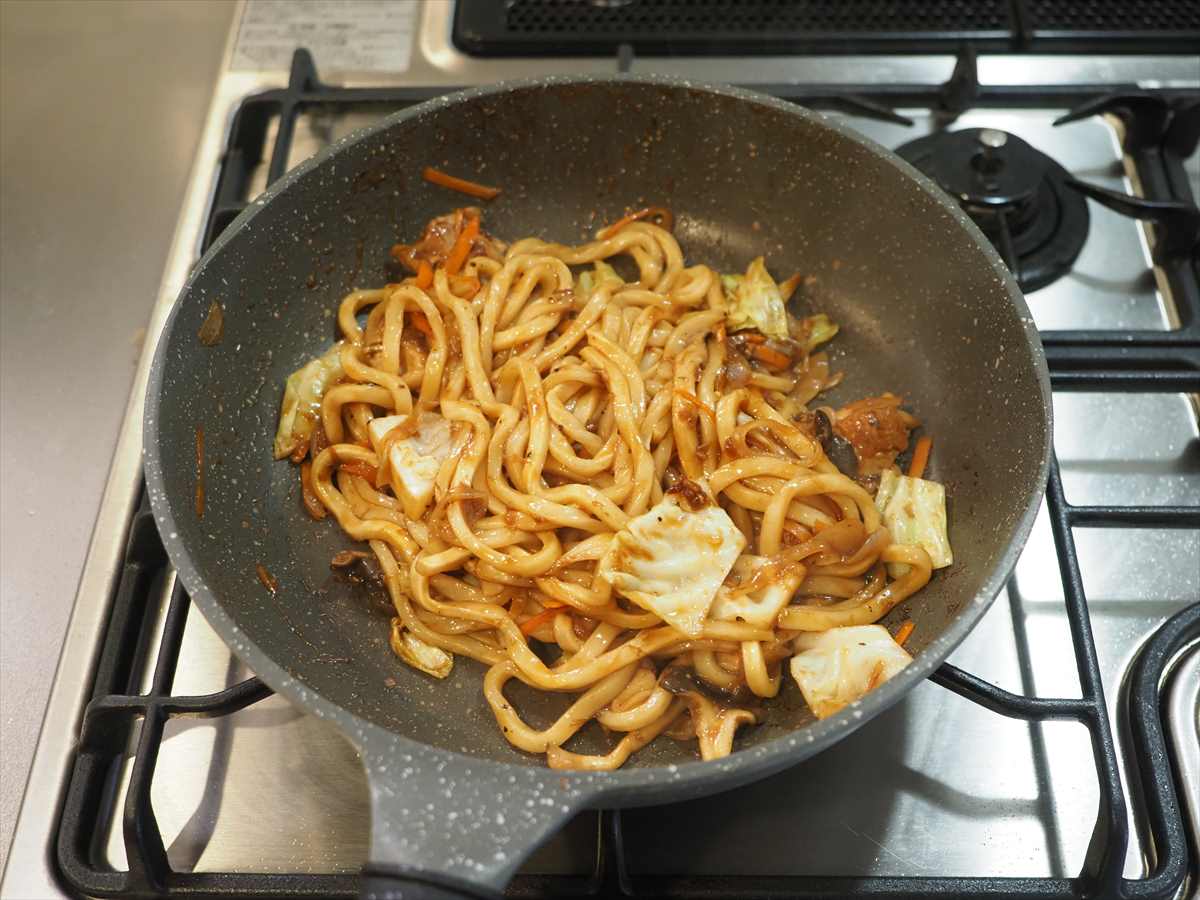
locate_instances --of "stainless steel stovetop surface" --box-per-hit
[4,3,1198,897]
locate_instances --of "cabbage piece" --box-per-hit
[723,256,789,339]
[797,313,839,354]
[367,413,454,520]
[576,259,622,300]
[390,621,453,679]
[710,557,804,628]
[790,624,912,718]
[597,490,745,637]
[874,469,953,572]
[273,342,344,459]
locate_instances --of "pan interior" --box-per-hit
[150,80,1048,767]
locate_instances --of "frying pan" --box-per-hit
[144,76,1051,899]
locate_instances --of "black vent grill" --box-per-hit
[1027,0,1200,32]
[453,0,1200,55]
[505,0,1011,35]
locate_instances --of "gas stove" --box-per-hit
[4,3,1198,898]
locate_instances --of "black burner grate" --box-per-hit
[453,0,1200,56]
[53,50,1200,900]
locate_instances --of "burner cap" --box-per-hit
[895,128,1089,293]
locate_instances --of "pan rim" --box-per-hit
[143,72,1052,798]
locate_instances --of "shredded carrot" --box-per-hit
[410,311,434,338]
[749,344,792,369]
[736,331,767,344]
[445,216,480,276]
[598,206,674,240]
[599,211,641,241]
[422,166,501,200]
[520,607,560,636]
[340,461,378,482]
[894,620,915,647]
[908,435,933,479]
[256,564,278,594]
[415,259,433,289]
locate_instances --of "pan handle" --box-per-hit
[360,866,502,899]
[357,731,581,900]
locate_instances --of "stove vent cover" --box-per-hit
[452,0,1200,56]
[1026,0,1200,37]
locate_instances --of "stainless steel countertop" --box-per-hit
[0,0,235,869]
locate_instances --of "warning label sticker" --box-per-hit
[232,0,416,73]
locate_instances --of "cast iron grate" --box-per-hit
[452,0,1200,56]
[54,50,1199,899]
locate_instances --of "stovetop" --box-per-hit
[3,4,1198,898]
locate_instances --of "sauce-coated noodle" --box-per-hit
[278,208,938,769]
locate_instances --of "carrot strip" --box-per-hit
[598,206,674,240]
[908,435,933,479]
[599,211,641,241]
[409,311,435,338]
[256,564,278,594]
[894,620,915,647]
[415,259,433,289]
[520,607,560,636]
[736,331,766,344]
[422,166,501,200]
[749,344,792,369]
[445,217,480,276]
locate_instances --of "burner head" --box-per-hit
[918,128,1047,209]
[895,128,1089,293]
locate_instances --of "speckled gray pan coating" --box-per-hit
[144,75,1051,893]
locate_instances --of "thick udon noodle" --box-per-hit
[302,215,933,770]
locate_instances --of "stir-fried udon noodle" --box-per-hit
[274,205,954,770]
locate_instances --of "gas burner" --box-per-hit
[894,128,1089,292]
